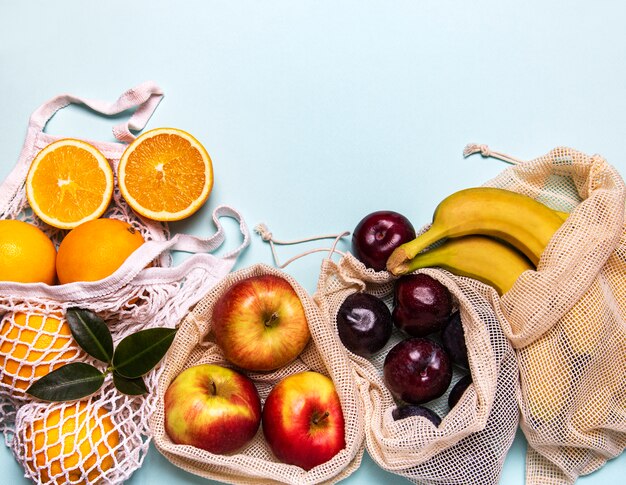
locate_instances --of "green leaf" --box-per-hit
[112,328,177,378]
[65,307,114,364]
[26,363,105,402]
[113,372,148,396]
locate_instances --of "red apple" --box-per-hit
[212,274,311,371]
[262,371,346,470]
[164,364,262,454]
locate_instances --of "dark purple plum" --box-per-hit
[336,292,393,357]
[448,374,473,409]
[352,211,416,271]
[392,404,442,426]
[441,311,469,368]
[392,274,453,337]
[383,337,452,405]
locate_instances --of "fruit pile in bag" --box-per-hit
[314,247,519,485]
[479,147,626,485]
[149,263,365,485]
[0,83,250,484]
[317,145,625,485]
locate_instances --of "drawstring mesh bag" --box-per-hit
[314,254,519,485]
[0,83,250,484]
[150,263,365,485]
[470,145,626,485]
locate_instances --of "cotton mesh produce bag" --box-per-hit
[0,83,250,484]
[150,263,365,485]
[313,253,520,485]
[472,145,626,485]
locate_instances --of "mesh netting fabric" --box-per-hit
[0,85,249,484]
[150,263,365,485]
[314,254,519,485]
[0,257,242,483]
[485,147,626,485]
[12,379,158,484]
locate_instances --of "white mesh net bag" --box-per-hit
[314,253,519,485]
[149,263,365,485]
[472,145,626,485]
[0,83,250,484]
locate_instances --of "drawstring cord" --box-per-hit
[463,143,526,165]
[254,223,349,269]
[257,144,522,268]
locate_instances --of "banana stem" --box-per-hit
[403,248,446,274]
[387,225,447,275]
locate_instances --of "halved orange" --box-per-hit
[26,139,114,230]
[117,128,213,221]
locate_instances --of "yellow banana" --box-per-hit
[559,278,605,357]
[402,235,534,295]
[387,187,564,275]
[553,210,569,221]
[522,335,570,423]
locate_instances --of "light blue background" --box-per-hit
[1,1,625,483]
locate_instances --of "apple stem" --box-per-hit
[264,312,280,327]
[312,411,330,425]
[210,380,217,396]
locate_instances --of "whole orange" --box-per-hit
[23,401,119,485]
[0,311,82,394]
[56,218,145,284]
[0,219,57,285]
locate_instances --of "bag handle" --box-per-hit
[28,81,164,143]
[0,82,164,212]
[0,205,250,301]
[167,205,251,262]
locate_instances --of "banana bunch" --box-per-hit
[386,187,565,295]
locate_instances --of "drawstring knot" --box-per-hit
[254,223,273,242]
[464,143,492,158]
[463,143,525,165]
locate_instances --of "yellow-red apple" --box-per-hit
[212,274,310,372]
[164,364,261,454]
[262,371,345,470]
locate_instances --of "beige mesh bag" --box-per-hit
[470,145,626,485]
[0,83,250,484]
[314,253,519,485]
[150,263,365,485]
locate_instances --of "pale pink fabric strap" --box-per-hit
[169,206,251,261]
[28,81,164,143]
[0,205,250,300]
